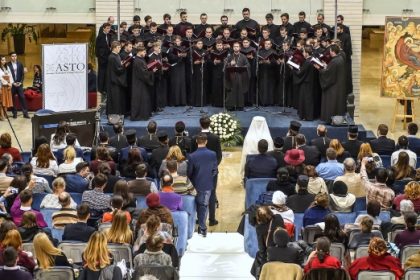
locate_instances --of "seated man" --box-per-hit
[109,123,129,153]
[334,158,364,198]
[91,131,118,162]
[0,247,33,279]
[52,192,78,229]
[267,136,285,168]
[64,162,91,193]
[245,139,278,179]
[62,203,96,242]
[315,148,344,181]
[159,174,183,211]
[286,175,315,213]
[296,134,321,166]
[407,123,420,155]
[342,125,363,159]
[81,173,111,217]
[55,133,84,164]
[0,158,13,194]
[128,163,158,196]
[138,120,161,151]
[369,124,395,156]
[10,189,48,227]
[310,124,331,157]
[166,160,196,195]
[119,129,149,165]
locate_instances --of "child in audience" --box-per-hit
[102,195,132,224]
[304,236,341,273]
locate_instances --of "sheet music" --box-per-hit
[287,58,300,70]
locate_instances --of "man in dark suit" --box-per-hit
[283,120,301,152]
[369,124,395,156]
[95,23,112,99]
[245,139,277,178]
[310,125,331,158]
[149,131,170,178]
[109,123,129,153]
[64,162,90,193]
[127,163,158,196]
[7,52,29,119]
[62,204,96,242]
[138,120,161,151]
[168,121,192,156]
[296,134,321,166]
[192,116,222,226]
[91,131,118,162]
[188,133,218,237]
[407,123,420,155]
[119,129,149,165]
[342,125,363,159]
[55,133,84,164]
[267,136,285,168]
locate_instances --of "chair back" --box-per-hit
[171,210,188,256]
[52,228,64,242]
[133,264,179,280]
[108,243,133,269]
[69,192,83,205]
[381,155,391,168]
[181,195,196,239]
[388,229,404,243]
[259,262,303,280]
[404,268,420,280]
[21,151,32,163]
[353,197,367,212]
[40,208,60,228]
[356,211,391,222]
[36,174,55,188]
[135,195,148,209]
[32,192,48,211]
[330,243,346,263]
[334,212,357,225]
[354,245,369,259]
[393,180,411,195]
[245,178,275,209]
[294,213,304,241]
[34,266,74,280]
[356,270,395,280]
[244,213,258,258]
[302,225,323,245]
[303,268,349,280]
[22,242,35,258]
[98,222,112,232]
[401,245,420,267]
[58,242,88,264]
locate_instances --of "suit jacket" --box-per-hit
[95,31,111,64]
[310,136,331,158]
[282,135,297,153]
[369,136,395,156]
[342,139,363,159]
[119,145,149,164]
[188,147,218,191]
[408,135,420,155]
[267,149,285,168]
[299,145,321,166]
[192,132,222,165]
[149,145,170,177]
[55,146,84,164]
[138,134,161,151]
[245,154,278,179]
[64,174,89,193]
[7,61,24,84]
[62,222,96,242]
[109,134,129,152]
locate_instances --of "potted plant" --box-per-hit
[1,24,39,55]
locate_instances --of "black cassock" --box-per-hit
[294,58,318,121]
[131,57,154,120]
[278,50,294,107]
[191,48,207,107]
[106,52,127,115]
[241,46,257,106]
[167,48,187,106]
[209,51,224,107]
[226,53,250,109]
[258,48,277,106]
[149,52,168,110]
[319,55,347,123]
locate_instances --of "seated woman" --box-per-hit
[106,210,133,244]
[159,145,188,177]
[113,179,136,211]
[354,200,382,225]
[304,236,341,274]
[58,146,83,174]
[0,229,36,272]
[349,237,404,280]
[270,191,294,236]
[393,181,420,212]
[267,228,303,266]
[391,151,416,180]
[31,64,43,92]
[18,211,54,243]
[90,146,116,175]
[33,232,71,269]
[50,121,80,151]
[266,168,296,196]
[391,199,414,225]
[303,192,330,227]
[40,177,76,209]
[0,132,22,162]
[119,148,143,179]
[315,214,348,245]
[394,212,420,250]
[329,181,356,212]
[348,216,383,249]
[102,195,132,224]
[304,165,328,195]
[329,139,351,163]
[81,231,123,280]
[30,143,59,177]
[133,214,173,253]
[356,143,382,170]
[21,163,52,193]
[133,233,172,270]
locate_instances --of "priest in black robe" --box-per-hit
[241,38,256,106]
[203,27,216,103]
[120,41,133,114]
[183,27,195,104]
[191,40,207,107]
[209,40,226,107]
[149,43,168,111]
[214,15,230,39]
[194,13,210,38]
[95,23,112,98]
[293,11,312,34]
[106,41,127,116]
[279,41,294,107]
[225,42,250,110]
[167,36,187,106]
[337,24,353,94]
[263,13,279,39]
[280,13,295,36]
[314,44,347,123]
[234,8,260,40]
[131,46,155,120]
[258,40,277,106]
[174,11,193,37]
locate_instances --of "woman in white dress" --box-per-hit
[240,116,274,177]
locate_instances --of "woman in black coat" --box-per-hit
[267,228,303,265]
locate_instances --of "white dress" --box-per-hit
[240,116,274,177]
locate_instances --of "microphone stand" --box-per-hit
[184,38,194,113]
[273,59,291,115]
[199,55,207,114]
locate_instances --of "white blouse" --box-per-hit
[30,157,59,176]
[0,66,14,88]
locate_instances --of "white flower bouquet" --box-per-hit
[209,113,243,147]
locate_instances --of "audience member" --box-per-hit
[109,123,129,152]
[54,133,84,164]
[296,134,321,166]
[310,125,331,157]
[10,189,48,227]
[0,247,32,279]
[303,237,341,273]
[30,143,59,176]
[50,121,81,151]
[150,131,170,178]
[284,149,306,179]
[159,174,183,211]
[267,136,285,168]
[356,143,382,169]
[349,237,403,280]
[0,133,22,162]
[64,161,90,193]
[392,135,417,168]
[113,179,136,210]
[342,125,363,159]
[167,159,196,195]
[99,162,121,193]
[267,228,303,265]
[18,211,52,243]
[127,163,158,196]
[348,216,383,249]
[21,163,52,193]
[393,181,420,212]
[102,195,132,224]
[51,192,77,229]
[392,151,416,180]
[329,180,356,212]
[407,122,420,155]
[391,199,414,225]
[334,158,364,197]
[58,146,83,174]
[355,200,382,225]
[0,158,13,193]
[315,214,348,245]
[134,233,172,270]
[287,175,315,213]
[40,177,76,209]
[33,232,71,269]
[91,131,118,162]
[329,139,351,163]
[304,165,328,195]
[0,229,35,272]
[90,146,116,175]
[168,121,193,156]
[315,148,344,181]
[138,193,174,226]
[369,124,395,155]
[120,148,144,178]
[134,214,173,253]
[159,145,188,177]
[62,203,96,242]
[119,129,149,165]
[106,210,133,244]
[138,121,161,150]
[282,120,301,152]
[394,212,420,250]
[266,167,296,196]
[82,173,111,217]
[303,192,330,227]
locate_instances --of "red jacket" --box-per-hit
[0,147,22,162]
[304,254,341,274]
[349,253,404,280]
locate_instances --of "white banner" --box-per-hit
[42,43,88,112]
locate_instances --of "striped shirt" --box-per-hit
[52,208,78,229]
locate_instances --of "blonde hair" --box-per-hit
[33,232,63,269]
[63,146,76,162]
[2,229,22,250]
[165,145,185,162]
[83,231,111,271]
[107,210,133,244]
[357,143,373,161]
[52,177,66,192]
[405,181,420,200]
[329,139,344,156]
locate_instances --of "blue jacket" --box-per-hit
[303,205,330,227]
[188,147,218,192]
[64,174,89,193]
[245,154,277,179]
[119,145,149,164]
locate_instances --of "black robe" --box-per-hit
[278,50,294,107]
[319,55,347,123]
[338,32,353,94]
[226,52,250,109]
[149,52,168,109]
[95,32,111,93]
[106,52,127,115]
[131,57,154,120]
[120,50,133,114]
[234,19,260,39]
[167,47,187,106]
[210,50,225,107]
[191,48,207,107]
[241,46,257,106]
[258,48,277,106]
[294,57,318,121]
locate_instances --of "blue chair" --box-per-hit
[40,208,60,228]
[357,210,391,222]
[69,193,83,205]
[32,193,48,211]
[353,197,367,212]
[393,180,411,195]
[381,155,391,168]
[21,152,32,163]
[171,211,188,256]
[245,178,275,209]
[52,228,64,242]
[181,195,196,239]
[294,213,304,241]
[82,150,91,162]
[244,214,258,258]
[135,196,147,209]
[36,174,55,188]
[334,212,357,225]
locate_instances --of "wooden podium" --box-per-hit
[391,97,416,132]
